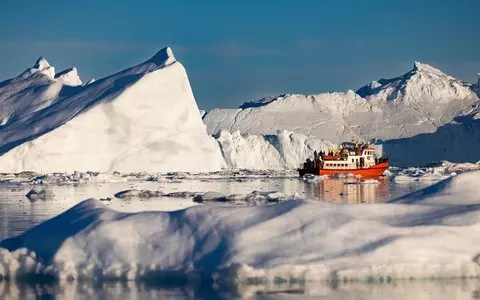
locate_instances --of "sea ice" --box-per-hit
[2,171,480,284]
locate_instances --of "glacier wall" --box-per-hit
[215,130,336,169]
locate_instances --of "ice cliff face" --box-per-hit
[0,48,224,173]
[216,130,336,169]
[204,62,479,144]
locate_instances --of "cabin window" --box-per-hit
[351,159,354,163]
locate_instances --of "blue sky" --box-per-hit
[0,0,478,109]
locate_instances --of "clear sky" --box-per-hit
[0,0,478,109]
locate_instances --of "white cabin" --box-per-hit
[321,147,377,170]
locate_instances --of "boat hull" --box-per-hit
[298,162,389,177]
[319,162,389,177]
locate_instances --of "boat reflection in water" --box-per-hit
[304,176,390,203]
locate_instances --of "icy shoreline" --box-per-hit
[2,171,480,285]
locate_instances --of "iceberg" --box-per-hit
[203,62,480,166]
[0,47,225,173]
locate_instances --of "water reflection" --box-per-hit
[1,279,480,300]
[304,177,393,203]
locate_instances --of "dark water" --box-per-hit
[0,176,434,299]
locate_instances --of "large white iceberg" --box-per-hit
[2,171,480,284]
[203,62,480,166]
[0,47,225,173]
[204,62,478,144]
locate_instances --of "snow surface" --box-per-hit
[0,47,224,173]
[3,171,480,284]
[216,129,336,169]
[203,62,479,165]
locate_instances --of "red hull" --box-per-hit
[319,162,389,177]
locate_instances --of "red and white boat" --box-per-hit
[298,142,389,177]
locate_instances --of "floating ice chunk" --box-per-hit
[25,188,53,201]
[164,191,203,198]
[193,191,228,202]
[362,179,380,184]
[114,189,163,199]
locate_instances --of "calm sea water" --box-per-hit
[0,176,440,299]
[0,176,429,240]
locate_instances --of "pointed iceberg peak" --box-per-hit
[150,47,176,67]
[20,56,55,79]
[55,67,82,86]
[412,61,445,77]
[34,57,51,70]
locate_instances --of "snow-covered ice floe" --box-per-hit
[3,171,480,285]
[190,191,299,205]
[387,160,480,183]
[0,169,299,185]
[112,189,299,206]
[114,189,163,199]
